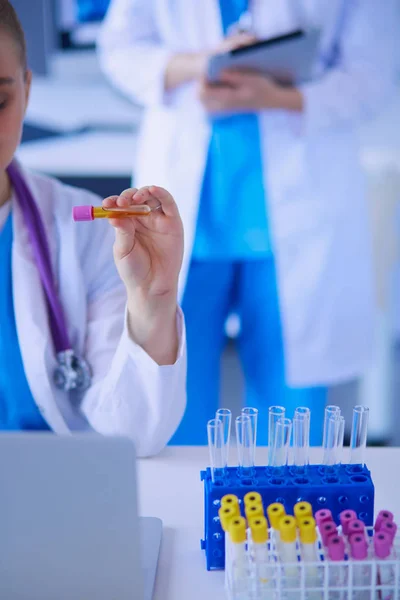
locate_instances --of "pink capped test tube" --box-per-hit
[348,519,366,542]
[375,510,394,532]
[340,510,357,536]
[315,509,333,528]
[320,521,338,546]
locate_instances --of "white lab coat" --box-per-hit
[98,0,398,386]
[10,165,186,456]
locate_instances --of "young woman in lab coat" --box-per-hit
[99,0,397,445]
[0,1,186,456]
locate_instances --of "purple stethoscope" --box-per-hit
[7,161,91,392]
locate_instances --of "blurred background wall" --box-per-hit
[12,0,400,444]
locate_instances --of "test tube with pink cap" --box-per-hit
[374,530,395,594]
[327,535,346,599]
[350,534,370,598]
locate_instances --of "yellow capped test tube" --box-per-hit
[279,515,298,578]
[230,517,247,544]
[219,505,239,572]
[299,517,318,580]
[221,494,240,511]
[267,502,286,530]
[249,516,269,544]
[299,517,317,545]
[219,505,239,531]
[245,503,264,521]
[249,516,272,587]
[229,516,248,582]
[279,516,297,543]
[294,501,313,525]
[244,491,262,507]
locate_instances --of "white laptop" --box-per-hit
[0,434,162,600]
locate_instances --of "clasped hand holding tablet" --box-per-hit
[198,33,304,115]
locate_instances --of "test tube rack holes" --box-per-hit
[200,464,374,571]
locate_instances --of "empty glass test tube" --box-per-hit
[293,407,310,472]
[207,418,224,482]
[335,415,345,465]
[236,414,254,474]
[322,414,340,467]
[241,407,258,467]
[270,417,292,471]
[349,405,369,466]
[268,406,285,467]
[216,408,232,468]
[322,405,340,450]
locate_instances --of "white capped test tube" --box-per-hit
[271,418,292,471]
[268,406,285,467]
[236,414,254,474]
[349,405,369,466]
[216,408,232,468]
[293,407,310,472]
[241,407,258,466]
[207,418,224,482]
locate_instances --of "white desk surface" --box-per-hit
[137,446,400,600]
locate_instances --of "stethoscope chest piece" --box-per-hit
[5,162,93,395]
[54,350,92,392]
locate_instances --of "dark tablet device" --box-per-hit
[207,28,320,84]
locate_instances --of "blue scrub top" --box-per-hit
[0,213,50,430]
[192,0,272,260]
[76,0,111,22]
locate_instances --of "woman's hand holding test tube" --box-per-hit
[75,186,184,366]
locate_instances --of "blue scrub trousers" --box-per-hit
[170,258,326,446]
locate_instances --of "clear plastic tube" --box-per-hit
[216,408,232,468]
[293,408,310,471]
[322,414,340,467]
[207,418,224,482]
[268,406,285,467]
[294,406,311,420]
[271,418,292,469]
[349,405,369,466]
[241,407,258,466]
[235,414,254,472]
[322,405,340,451]
[335,415,345,465]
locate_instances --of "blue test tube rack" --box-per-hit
[200,463,374,571]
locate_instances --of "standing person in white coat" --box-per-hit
[99,0,397,445]
[0,0,186,457]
